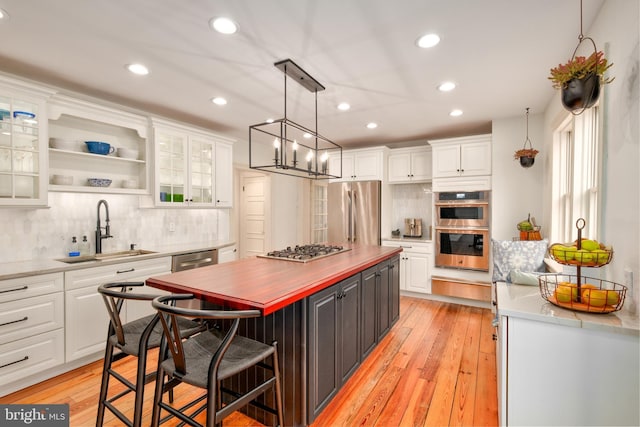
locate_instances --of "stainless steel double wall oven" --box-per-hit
[434,191,490,271]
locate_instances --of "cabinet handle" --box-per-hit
[461,169,464,173]
[492,334,497,341]
[400,245,413,249]
[117,268,135,274]
[0,316,28,327]
[0,355,29,369]
[0,285,28,294]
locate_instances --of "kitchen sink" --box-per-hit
[56,249,156,264]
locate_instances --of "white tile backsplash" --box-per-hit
[0,193,225,262]
[390,183,432,237]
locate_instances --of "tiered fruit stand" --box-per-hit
[539,218,627,314]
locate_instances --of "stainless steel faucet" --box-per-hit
[96,199,112,254]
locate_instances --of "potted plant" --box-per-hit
[549,50,614,112]
[514,148,538,168]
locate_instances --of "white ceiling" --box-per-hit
[0,0,604,148]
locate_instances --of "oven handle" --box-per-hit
[434,201,489,207]
[434,226,489,232]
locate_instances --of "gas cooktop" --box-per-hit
[258,244,350,263]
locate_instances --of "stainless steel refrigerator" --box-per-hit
[327,180,381,245]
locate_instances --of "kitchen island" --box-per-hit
[146,244,402,426]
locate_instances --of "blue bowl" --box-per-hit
[85,141,113,155]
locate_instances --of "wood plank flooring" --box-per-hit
[0,296,497,426]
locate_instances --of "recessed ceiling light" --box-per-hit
[303,132,312,138]
[416,33,440,48]
[0,8,10,20]
[337,102,350,111]
[450,109,463,117]
[209,17,238,34]
[438,81,456,92]
[367,122,378,129]
[126,63,149,75]
[211,97,227,106]
[266,118,274,123]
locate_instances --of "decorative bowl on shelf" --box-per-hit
[539,273,626,314]
[49,138,78,151]
[116,147,139,159]
[52,174,73,185]
[87,178,112,187]
[85,141,114,155]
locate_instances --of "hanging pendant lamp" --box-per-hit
[249,59,342,179]
[514,107,538,168]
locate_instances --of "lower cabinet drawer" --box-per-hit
[0,329,64,387]
[0,293,64,344]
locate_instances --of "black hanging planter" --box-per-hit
[519,155,536,168]
[561,72,601,112]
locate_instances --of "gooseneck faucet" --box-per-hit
[96,199,113,254]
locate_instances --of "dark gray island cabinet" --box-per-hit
[307,255,400,422]
[146,245,402,426]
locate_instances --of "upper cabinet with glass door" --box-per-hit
[151,119,234,208]
[0,77,54,207]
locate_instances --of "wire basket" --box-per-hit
[539,274,627,314]
[548,242,613,267]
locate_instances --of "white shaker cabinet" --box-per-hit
[431,134,491,177]
[388,147,432,183]
[329,147,387,182]
[495,284,639,427]
[0,76,54,207]
[0,272,64,389]
[151,119,234,208]
[64,257,171,362]
[382,240,432,294]
[218,245,238,263]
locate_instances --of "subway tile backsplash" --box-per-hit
[390,183,432,237]
[0,193,226,263]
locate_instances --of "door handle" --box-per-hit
[352,190,357,242]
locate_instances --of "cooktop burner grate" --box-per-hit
[258,244,350,262]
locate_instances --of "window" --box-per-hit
[551,106,602,242]
[310,181,327,243]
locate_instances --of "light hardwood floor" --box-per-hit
[0,296,498,426]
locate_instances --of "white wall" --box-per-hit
[542,0,640,311]
[491,113,545,241]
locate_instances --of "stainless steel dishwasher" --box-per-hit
[172,249,217,308]
[171,249,217,272]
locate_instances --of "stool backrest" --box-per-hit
[98,282,162,346]
[152,294,260,377]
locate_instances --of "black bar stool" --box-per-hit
[151,294,284,427]
[96,282,205,427]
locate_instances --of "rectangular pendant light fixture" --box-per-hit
[249,59,342,179]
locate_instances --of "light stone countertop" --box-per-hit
[0,240,236,281]
[496,282,639,337]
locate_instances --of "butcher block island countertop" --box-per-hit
[146,244,403,315]
[146,244,403,426]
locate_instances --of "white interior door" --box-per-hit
[240,172,270,259]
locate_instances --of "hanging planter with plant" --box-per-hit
[514,108,538,168]
[548,0,614,114]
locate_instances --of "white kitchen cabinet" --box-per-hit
[329,147,387,182]
[0,76,54,207]
[388,147,432,183]
[47,94,150,194]
[218,245,238,263]
[495,283,640,426]
[430,135,491,179]
[214,141,233,207]
[382,240,432,294]
[0,272,64,388]
[151,119,234,208]
[64,256,171,362]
